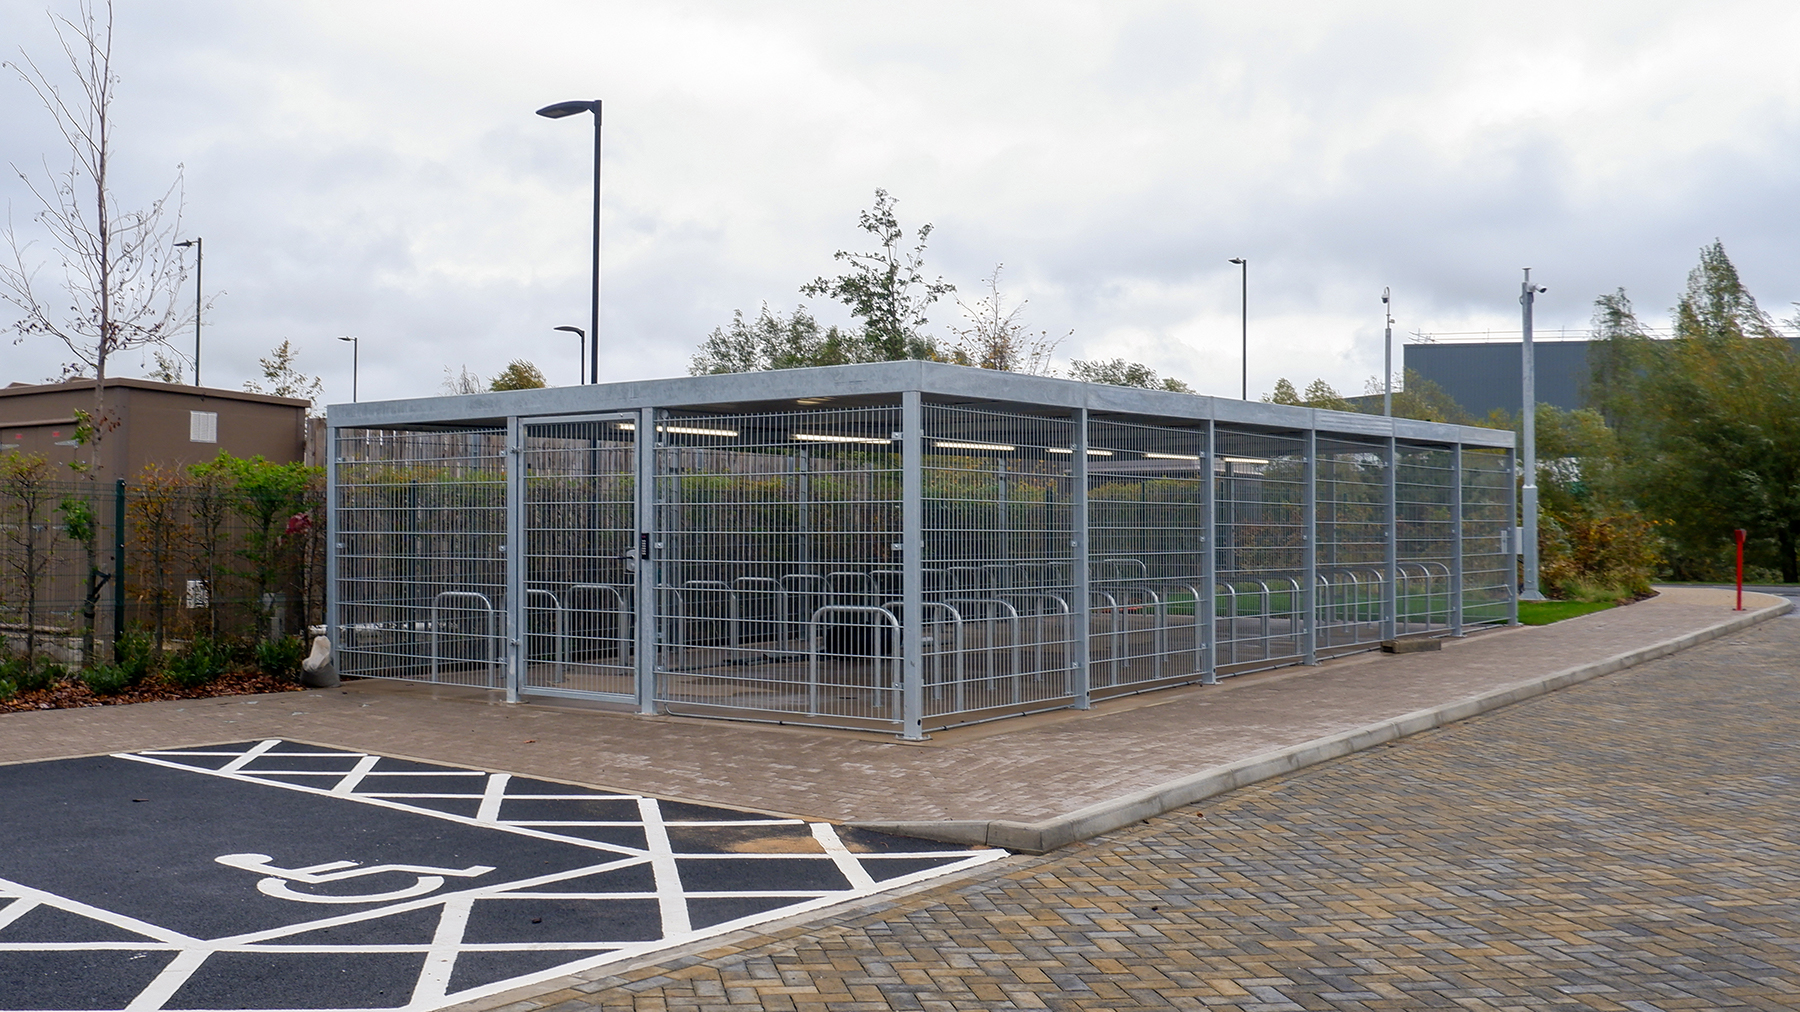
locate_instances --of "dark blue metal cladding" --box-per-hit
[1404,341,1591,418]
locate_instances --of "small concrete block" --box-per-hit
[1381,637,1442,654]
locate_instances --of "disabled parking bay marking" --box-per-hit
[0,739,1004,1012]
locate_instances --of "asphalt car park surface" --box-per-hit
[0,740,1001,1012]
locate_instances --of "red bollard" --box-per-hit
[1734,528,1746,611]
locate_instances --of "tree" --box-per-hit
[1,0,190,480]
[0,453,58,660]
[1590,241,1800,580]
[146,347,183,384]
[946,265,1062,374]
[489,359,547,391]
[1069,358,1194,393]
[244,339,323,409]
[441,365,483,395]
[689,304,858,375]
[800,189,954,361]
[1265,376,1357,408]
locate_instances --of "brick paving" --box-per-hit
[0,588,1774,832]
[482,606,1800,1011]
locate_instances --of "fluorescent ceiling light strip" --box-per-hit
[616,423,739,438]
[1143,452,1202,461]
[791,433,892,445]
[933,440,1015,452]
[1045,447,1115,456]
[1219,455,1271,464]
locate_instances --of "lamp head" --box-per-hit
[1228,257,1246,265]
[338,336,356,343]
[536,100,600,119]
[174,239,196,248]
[553,325,585,337]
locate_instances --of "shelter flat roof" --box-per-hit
[326,360,1513,449]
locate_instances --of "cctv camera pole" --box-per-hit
[1519,268,1546,601]
[1382,288,1393,416]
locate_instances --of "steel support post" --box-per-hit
[504,415,525,702]
[1507,446,1520,625]
[1200,419,1218,684]
[1451,443,1465,636]
[112,477,126,663]
[1071,408,1092,707]
[323,434,339,668]
[900,391,925,739]
[1302,428,1318,665]
[1383,435,1398,641]
[634,406,658,712]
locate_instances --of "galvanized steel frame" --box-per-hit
[327,361,1515,739]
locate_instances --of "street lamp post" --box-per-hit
[338,336,359,403]
[174,237,202,385]
[536,99,603,385]
[554,325,585,386]
[1228,257,1247,399]
[1519,268,1547,601]
[1382,287,1393,417]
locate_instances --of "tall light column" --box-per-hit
[1228,257,1247,398]
[174,237,202,384]
[1382,287,1393,416]
[536,99,603,384]
[338,336,359,403]
[1519,268,1547,601]
[554,325,585,386]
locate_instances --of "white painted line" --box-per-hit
[122,946,210,1012]
[0,898,40,932]
[811,823,878,891]
[635,797,691,938]
[475,773,510,823]
[216,857,654,947]
[115,754,650,859]
[215,739,281,774]
[502,819,800,828]
[408,895,474,1008]
[0,876,197,947]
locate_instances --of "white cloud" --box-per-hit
[4,0,1799,406]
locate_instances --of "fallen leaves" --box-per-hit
[0,669,306,714]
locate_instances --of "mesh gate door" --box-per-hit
[520,415,637,702]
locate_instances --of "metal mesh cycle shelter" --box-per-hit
[328,361,1517,739]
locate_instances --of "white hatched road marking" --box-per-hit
[0,741,1007,1012]
[635,796,692,938]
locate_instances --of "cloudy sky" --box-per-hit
[4,1,1798,407]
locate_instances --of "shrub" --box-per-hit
[167,636,230,689]
[0,676,15,701]
[115,631,157,685]
[5,656,63,694]
[254,635,307,681]
[82,664,131,696]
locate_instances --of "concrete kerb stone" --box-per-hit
[853,593,1792,853]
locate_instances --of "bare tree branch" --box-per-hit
[1,0,191,479]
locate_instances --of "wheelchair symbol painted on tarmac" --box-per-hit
[216,852,496,904]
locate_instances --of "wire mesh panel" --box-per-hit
[920,405,1077,724]
[1395,443,1456,636]
[1214,428,1306,673]
[520,416,637,700]
[335,427,507,687]
[324,363,1517,738]
[1314,436,1389,651]
[1461,448,1514,627]
[651,405,906,730]
[1085,418,1208,697]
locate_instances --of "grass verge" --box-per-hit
[1517,599,1618,625]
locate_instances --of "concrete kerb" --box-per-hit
[853,594,1792,854]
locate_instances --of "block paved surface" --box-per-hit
[0,588,1775,832]
[487,606,1800,1011]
